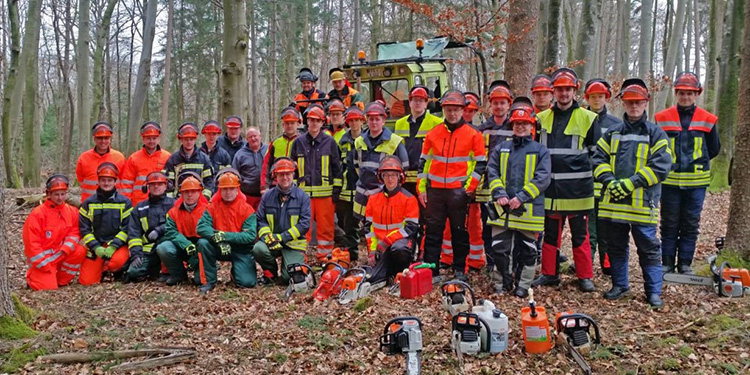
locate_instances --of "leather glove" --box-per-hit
[185,243,197,256]
[147,230,160,242]
[130,255,143,269]
[218,242,232,256]
[211,231,226,243]
[103,245,117,259]
[94,246,107,258]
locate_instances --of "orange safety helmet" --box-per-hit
[551,67,580,89]
[408,85,430,100]
[326,98,346,114]
[531,74,554,93]
[177,122,199,138]
[345,107,366,122]
[488,80,513,102]
[365,101,387,117]
[45,174,70,192]
[377,155,405,184]
[304,104,326,121]
[201,120,223,134]
[140,121,162,137]
[224,116,243,128]
[673,71,703,94]
[92,121,114,137]
[618,78,651,101]
[146,171,168,185]
[280,107,302,122]
[178,171,204,192]
[439,90,467,107]
[509,96,536,124]
[271,157,296,178]
[464,92,481,110]
[584,79,612,99]
[216,168,241,189]
[96,162,119,179]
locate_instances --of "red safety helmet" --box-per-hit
[618,78,651,101]
[224,116,243,128]
[673,71,703,94]
[146,171,168,185]
[45,174,70,192]
[365,101,387,117]
[326,99,346,114]
[531,74,554,93]
[439,90,467,107]
[408,86,430,100]
[551,68,580,89]
[177,122,199,138]
[345,107,366,122]
[271,157,296,178]
[488,81,513,102]
[216,168,241,189]
[140,121,162,137]
[92,121,114,137]
[280,107,302,122]
[464,92,481,110]
[304,104,327,121]
[584,79,612,99]
[96,162,119,179]
[377,155,405,184]
[201,120,222,134]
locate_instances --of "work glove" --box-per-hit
[185,243,197,256]
[130,255,144,269]
[218,242,232,256]
[94,246,107,259]
[103,245,117,259]
[211,231,226,243]
[608,179,634,201]
[146,230,160,242]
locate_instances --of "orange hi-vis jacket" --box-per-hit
[417,120,487,195]
[206,192,256,233]
[294,89,326,113]
[76,148,125,201]
[164,196,209,251]
[23,199,81,271]
[364,187,420,253]
[120,146,171,205]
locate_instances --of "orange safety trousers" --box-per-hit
[79,246,129,285]
[440,203,485,270]
[26,244,87,291]
[308,197,335,262]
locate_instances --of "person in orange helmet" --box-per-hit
[76,121,125,201]
[530,74,554,113]
[23,174,87,290]
[463,91,482,125]
[200,120,232,173]
[120,121,171,206]
[78,162,132,285]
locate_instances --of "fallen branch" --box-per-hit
[635,318,701,336]
[38,347,196,372]
[15,194,81,208]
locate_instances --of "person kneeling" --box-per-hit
[253,158,312,285]
[196,169,257,293]
[364,156,419,284]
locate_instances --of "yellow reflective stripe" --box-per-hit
[521,154,538,198]
[140,216,149,232]
[322,155,330,185]
[596,137,611,154]
[594,164,613,178]
[287,239,307,251]
[82,233,96,244]
[115,231,128,242]
[544,197,594,211]
[258,226,272,236]
[128,238,144,248]
[266,214,275,232]
[489,179,504,191]
[599,201,658,225]
[652,138,668,154]
[500,151,509,186]
[669,138,677,163]
[287,226,301,240]
[201,169,212,178]
[122,207,132,219]
[353,201,366,216]
[143,243,154,253]
[297,158,305,179]
[610,135,620,168]
[693,137,703,161]
[638,167,658,186]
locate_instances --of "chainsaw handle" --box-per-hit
[441,280,476,306]
[717,261,731,297]
[451,312,491,353]
[287,263,316,285]
[382,316,423,335]
[555,313,601,345]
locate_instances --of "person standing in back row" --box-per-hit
[218,116,247,161]
[233,127,268,210]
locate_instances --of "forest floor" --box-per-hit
[1,189,749,375]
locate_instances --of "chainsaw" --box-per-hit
[441,280,476,316]
[312,262,349,301]
[380,316,423,375]
[283,263,316,300]
[450,312,490,366]
[338,266,387,305]
[663,252,750,298]
[555,313,601,375]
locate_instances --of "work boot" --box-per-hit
[165,275,188,286]
[439,263,451,270]
[559,253,569,263]
[603,286,630,300]
[662,256,675,274]
[513,286,529,298]
[677,261,694,275]
[578,278,595,292]
[454,271,468,282]
[532,274,561,287]
[156,273,170,283]
[646,293,663,309]
[199,283,215,294]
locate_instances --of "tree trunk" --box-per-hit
[573,0,597,78]
[76,0,92,153]
[706,0,726,113]
[684,0,692,73]
[160,0,174,130]
[336,0,343,65]
[353,0,361,58]
[726,0,750,258]
[22,0,43,187]
[505,0,540,97]
[91,0,118,125]
[249,0,258,128]
[563,0,575,63]
[125,0,157,154]
[0,187,15,317]
[710,0,744,191]
[543,0,560,69]
[637,0,654,77]
[693,0,700,77]
[536,0,549,71]
[655,0,687,111]
[221,0,250,126]
[1,0,22,187]
[615,0,630,77]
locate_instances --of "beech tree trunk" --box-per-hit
[76,0,92,153]
[160,0,174,131]
[221,0,250,125]
[505,0,540,97]
[1,0,21,187]
[21,0,43,187]
[638,0,654,77]
[125,0,158,154]
[91,0,118,125]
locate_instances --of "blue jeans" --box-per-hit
[660,186,706,266]
[600,220,662,295]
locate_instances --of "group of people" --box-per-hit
[23,66,719,309]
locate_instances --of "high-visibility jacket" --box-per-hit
[339,130,359,202]
[294,88,326,114]
[352,128,409,217]
[196,191,257,252]
[217,134,247,161]
[394,112,443,184]
[261,133,299,191]
[256,185,311,252]
[290,131,343,198]
[162,147,214,198]
[364,186,419,254]
[655,105,720,188]
[487,136,552,232]
[164,195,210,251]
[537,102,599,213]
[76,148,125,201]
[331,126,347,145]
[593,114,672,225]
[120,146,171,206]
[232,143,269,198]
[476,115,513,202]
[127,194,176,257]
[79,189,132,254]
[590,106,624,198]
[23,199,81,272]
[417,120,487,195]
[200,142,231,174]
[327,86,365,110]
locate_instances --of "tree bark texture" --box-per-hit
[505,0,540,97]
[1,0,22,187]
[125,0,158,154]
[76,0,92,153]
[160,0,174,132]
[638,0,654,77]
[221,0,250,126]
[21,0,43,187]
[91,0,119,125]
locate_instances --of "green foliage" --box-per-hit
[716,250,750,269]
[661,358,680,371]
[0,296,37,340]
[709,361,739,374]
[0,343,47,373]
[353,296,373,312]
[296,315,327,331]
[41,105,57,147]
[590,346,614,360]
[678,345,693,357]
[12,295,36,325]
